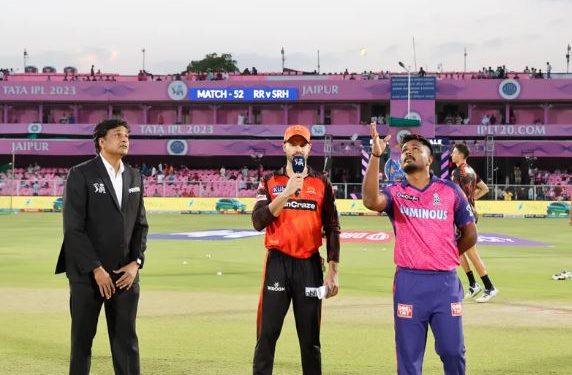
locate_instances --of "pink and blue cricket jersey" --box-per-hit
[381,175,475,375]
[381,175,475,271]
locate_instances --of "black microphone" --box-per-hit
[292,155,305,196]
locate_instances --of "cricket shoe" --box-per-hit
[476,288,499,303]
[464,283,482,299]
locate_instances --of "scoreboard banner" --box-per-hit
[188,87,298,101]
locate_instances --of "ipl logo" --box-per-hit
[167,81,188,101]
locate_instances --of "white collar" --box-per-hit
[100,154,125,178]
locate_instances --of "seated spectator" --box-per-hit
[418,67,426,77]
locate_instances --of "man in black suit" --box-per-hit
[56,119,148,375]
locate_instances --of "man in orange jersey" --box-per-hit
[251,125,341,375]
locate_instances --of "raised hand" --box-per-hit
[370,122,392,156]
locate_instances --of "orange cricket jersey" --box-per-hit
[256,168,336,259]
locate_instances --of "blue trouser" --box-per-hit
[393,267,465,375]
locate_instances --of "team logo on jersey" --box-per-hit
[397,303,413,319]
[284,199,317,211]
[451,302,463,317]
[267,282,285,292]
[396,192,419,201]
[306,186,317,195]
[433,193,441,206]
[272,185,286,195]
[93,183,106,194]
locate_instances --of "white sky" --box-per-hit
[1,0,571,75]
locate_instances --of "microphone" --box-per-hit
[292,155,305,196]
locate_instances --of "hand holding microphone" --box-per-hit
[289,155,305,196]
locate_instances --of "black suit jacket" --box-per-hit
[56,156,148,284]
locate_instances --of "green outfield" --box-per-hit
[0,213,570,374]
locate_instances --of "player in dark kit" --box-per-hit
[451,143,498,303]
[251,125,341,375]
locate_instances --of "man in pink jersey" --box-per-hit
[362,124,477,375]
[451,143,498,303]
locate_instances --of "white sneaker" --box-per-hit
[552,271,571,280]
[464,283,482,299]
[476,288,499,303]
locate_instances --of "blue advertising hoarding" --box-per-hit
[390,77,436,100]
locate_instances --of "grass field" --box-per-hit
[0,213,570,374]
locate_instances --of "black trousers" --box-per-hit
[69,282,140,375]
[253,250,323,375]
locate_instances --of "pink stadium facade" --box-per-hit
[0,71,571,199]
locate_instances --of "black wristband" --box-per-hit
[371,152,382,158]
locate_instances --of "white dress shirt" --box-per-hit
[100,155,125,208]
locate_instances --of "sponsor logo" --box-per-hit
[451,302,463,317]
[267,282,286,292]
[399,206,448,220]
[498,79,521,100]
[284,199,317,211]
[306,186,317,195]
[272,185,286,195]
[397,303,413,319]
[396,191,419,202]
[167,81,188,101]
[433,193,441,206]
[128,186,140,193]
[93,183,106,194]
